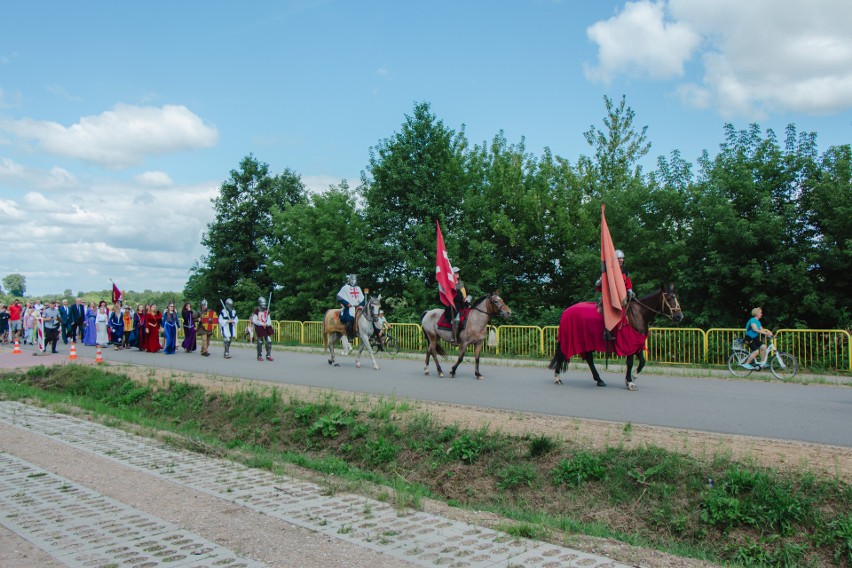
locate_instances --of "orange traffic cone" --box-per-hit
[95,345,103,364]
[69,342,77,361]
[12,339,21,354]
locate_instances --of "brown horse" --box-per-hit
[420,291,512,380]
[549,285,683,390]
[322,295,382,369]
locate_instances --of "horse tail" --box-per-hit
[548,344,569,374]
[322,312,329,348]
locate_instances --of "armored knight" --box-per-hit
[336,274,365,354]
[218,298,238,359]
[251,296,274,361]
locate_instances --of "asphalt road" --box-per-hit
[22,341,852,448]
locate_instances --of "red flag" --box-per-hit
[600,204,627,331]
[112,282,123,304]
[435,221,456,307]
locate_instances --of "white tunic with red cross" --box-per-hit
[336,284,364,318]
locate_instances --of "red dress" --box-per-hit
[144,311,162,353]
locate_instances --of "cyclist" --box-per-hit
[742,307,774,369]
[374,310,389,349]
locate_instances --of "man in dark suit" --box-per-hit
[59,299,73,344]
[70,298,86,343]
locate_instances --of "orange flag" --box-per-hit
[600,204,627,331]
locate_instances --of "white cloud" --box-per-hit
[0,163,218,294]
[0,104,219,169]
[586,0,852,116]
[0,157,80,191]
[584,0,700,83]
[135,171,173,187]
[375,65,392,77]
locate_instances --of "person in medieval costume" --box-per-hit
[108,303,124,350]
[161,302,180,355]
[218,298,238,359]
[444,267,468,345]
[595,249,635,300]
[336,274,365,354]
[194,300,216,357]
[251,296,274,361]
[180,302,197,353]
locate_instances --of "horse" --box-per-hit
[322,295,382,369]
[549,284,683,390]
[420,291,512,380]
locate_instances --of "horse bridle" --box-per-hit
[630,290,682,322]
[470,294,506,317]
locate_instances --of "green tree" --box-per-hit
[185,154,306,315]
[361,102,471,320]
[800,144,852,327]
[3,273,26,296]
[266,183,368,320]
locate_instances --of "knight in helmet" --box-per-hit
[252,295,274,361]
[595,249,635,300]
[218,298,238,359]
[336,274,365,353]
[195,299,217,357]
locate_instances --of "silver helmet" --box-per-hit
[200,299,208,308]
[225,298,234,309]
[258,296,267,309]
[347,274,357,286]
[615,250,625,260]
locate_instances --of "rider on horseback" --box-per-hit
[337,274,365,350]
[445,266,468,345]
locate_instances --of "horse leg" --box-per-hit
[449,344,467,378]
[362,332,380,370]
[473,342,484,380]
[328,333,340,367]
[625,354,638,390]
[584,352,606,387]
[424,344,431,376]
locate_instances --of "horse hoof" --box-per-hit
[424,370,430,376]
[333,362,340,367]
[438,372,444,378]
[476,375,485,381]
[373,364,380,370]
[356,362,361,369]
[626,382,638,391]
[328,360,333,365]
[554,378,563,385]
[449,372,455,379]
[596,379,607,387]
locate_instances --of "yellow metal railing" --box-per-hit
[175,318,851,372]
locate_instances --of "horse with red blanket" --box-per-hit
[549,285,683,390]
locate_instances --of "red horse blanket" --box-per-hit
[557,302,647,361]
[438,307,470,329]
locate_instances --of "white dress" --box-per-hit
[95,310,109,345]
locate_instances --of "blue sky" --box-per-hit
[1,0,850,296]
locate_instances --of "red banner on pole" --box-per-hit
[601,204,627,331]
[112,282,123,304]
[435,221,456,307]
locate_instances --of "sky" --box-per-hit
[1,0,850,297]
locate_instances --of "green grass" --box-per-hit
[2,364,850,567]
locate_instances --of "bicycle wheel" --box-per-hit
[385,336,400,355]
[770,352,798,380]
[727,350,753,377]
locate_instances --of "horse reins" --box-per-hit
[630,292,681,322]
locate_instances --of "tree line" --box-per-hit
[185,97,851,330]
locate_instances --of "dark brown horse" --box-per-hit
[549,285,683,390]
[420,292,512,380]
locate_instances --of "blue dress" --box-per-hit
[162,311,179,354]
[83,308,98,346]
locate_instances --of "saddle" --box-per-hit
[438,307,470,330]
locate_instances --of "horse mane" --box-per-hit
[471,295,489,307]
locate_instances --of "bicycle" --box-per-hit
[727,333,798,380]
[370,332,400,355]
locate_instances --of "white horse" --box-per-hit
[420,292,512,380]
[322,295,382,369]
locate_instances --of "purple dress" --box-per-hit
[180,309,197,352]
[83,308,98,346]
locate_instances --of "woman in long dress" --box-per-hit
[180,302,196,353]
[161,303,180,355]
[136,304,147,351]
[95,306,109,346]
[144,304,161,353]
[83,302,98,346]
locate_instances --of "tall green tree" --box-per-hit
[266,183,367,320]
[361,102,471,320]
[800,143,852,327]
[2,273,26,297]
[185,154,306,315]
